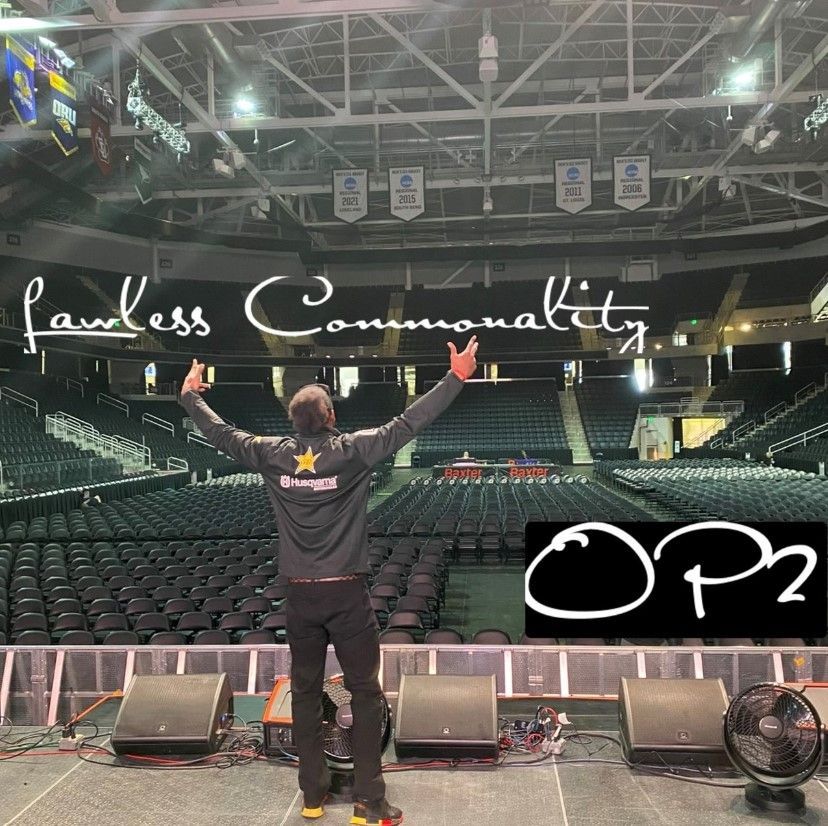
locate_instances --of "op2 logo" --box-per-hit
[524,522,827,639]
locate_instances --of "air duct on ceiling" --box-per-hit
[726,0,807,62]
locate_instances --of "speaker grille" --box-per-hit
[619,677,728,764]
[395,675,498,759]
[112,674,232,754]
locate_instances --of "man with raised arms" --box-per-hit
[179,336,479,826]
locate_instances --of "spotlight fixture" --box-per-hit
[211,157,234,179]
[233,91,260,118]
[51,46,75,68]
[754,128,781,154]
[740,125,759,147]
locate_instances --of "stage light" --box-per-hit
[804,94,827,138]
[690,319,698,326]
[739,323,752,332]
[731,68,755,90]
[233,97,257,117]
[754,128,781,154]
[654,343,663,350]
[212,158,234,179]
[740,125,759,147]
[127,69,190,158]
[0,17,76,32]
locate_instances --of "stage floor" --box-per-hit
[2,700,827,826]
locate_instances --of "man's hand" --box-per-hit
[182,358,211,396]
[447,335,479,382]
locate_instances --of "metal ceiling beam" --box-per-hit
[382,103,472,169]
[302,129,354,169]
[1,90,809,142]
[731,175,828,209]
[640,25,719,97]
[677,30,828,215]
[343,13,351,117]
[259,48,339,114]
[47,1,449,29]
[494,0,606,110]
[510,90,590,163]
[367,13,480,109]
[304,206,677,229]
[92,162,827,201]
[622,108,677,152]
[112,30,307,232]
[626,0,634,98]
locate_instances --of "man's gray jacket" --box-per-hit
[179,371,464,577]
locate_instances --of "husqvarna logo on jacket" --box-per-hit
[279,475,338,491]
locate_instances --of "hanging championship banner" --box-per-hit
[332,168,368,223]
[388,166,425,221]
[555,158,592,214]
[49,71,78,156]
[88,83,116,177]
[613,155,651,211]
[5,37,36,126]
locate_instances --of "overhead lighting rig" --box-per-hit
[804,94,827,140]
[126,68,190,160]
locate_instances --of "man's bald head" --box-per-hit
[289,385,333,434]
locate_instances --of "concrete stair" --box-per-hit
[559,389,592,465]
[394,438,416,468]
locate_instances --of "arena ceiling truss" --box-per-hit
[1,0,827,254]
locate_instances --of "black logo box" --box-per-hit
[525,522,827,639]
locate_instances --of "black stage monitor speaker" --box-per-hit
[394,674,498,760]
[787,684,828,730]
[618,677,729,766]
[111,673,233,755]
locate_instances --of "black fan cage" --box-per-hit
[725,683,823,785]
[321,676,391,764]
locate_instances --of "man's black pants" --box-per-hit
[285,576,386,805]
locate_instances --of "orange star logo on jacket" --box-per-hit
[294,447,321,474]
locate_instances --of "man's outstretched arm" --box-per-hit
[178,359,276,473]
[348,336,479,467]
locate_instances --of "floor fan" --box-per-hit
[723,682,824,815]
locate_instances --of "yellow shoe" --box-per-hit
[301,793,331,819]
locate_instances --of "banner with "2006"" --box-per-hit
[525,521,827,639]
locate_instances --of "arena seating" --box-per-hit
[89,275,268,355]
[368,475,651,563]
[312,286,392,346]
[250,284,392,349]
[574,378,681,457]
[0,400,122,493]
[736,386,827,459]
[699,367,826,450]
[0,468,656,646]
[0,266,112,330]
[587,270,732,337]
[597,457,826,522]
[196,385,293,436]
[333,383,408,431]
[415,380,571,465]
[736,256,827,308]
[398,281,582,355]
[1,371,236,475]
